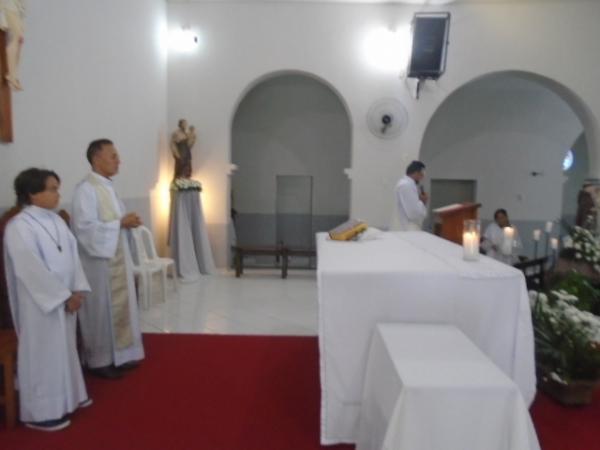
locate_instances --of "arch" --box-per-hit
[229,70,352,250]
[419,70,597,175]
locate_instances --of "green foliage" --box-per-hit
[551,270,600,315]
[531,291,600,383]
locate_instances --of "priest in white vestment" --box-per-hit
[72,139,144,379]
[390,160,428,231]
[4,168,91,431]
[482,208,523,265]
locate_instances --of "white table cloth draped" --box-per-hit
[169,190,215,281]
[357,324,540,450]
[317,231,536,445]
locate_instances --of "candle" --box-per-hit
[502,226,515,255]
[533,229,541,241]
[545,221,553,233]
[551,238,559,250]
[463,231,480,261]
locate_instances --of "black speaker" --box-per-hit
[408,13,450,80]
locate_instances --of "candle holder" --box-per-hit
[463,219,481,261]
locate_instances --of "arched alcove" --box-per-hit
[230,71,352,259]
[420,70,591,255]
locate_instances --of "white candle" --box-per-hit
[502,226,515,255]
[463,231,480,261]
[545,221,553,233]
[533,229,541,241]
[551,238,559,250]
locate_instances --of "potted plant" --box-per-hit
[531,290,600,405]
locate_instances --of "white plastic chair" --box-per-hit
[131,226,178,309]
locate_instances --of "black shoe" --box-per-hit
[25,417,71,431]
[87,365,123,379]
[116,361,140,371]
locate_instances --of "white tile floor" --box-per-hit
[138,269,318,335]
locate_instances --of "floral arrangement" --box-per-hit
[562,226,600,272]
[530,290,600,385]
[170,178,202,192]
[551,270,600,315]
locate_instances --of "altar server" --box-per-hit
[72,139,144,379]
[391,160,428,231]
[482,208,522,264]
[4,168,91,431]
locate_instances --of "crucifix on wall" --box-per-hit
[0,30,12,142]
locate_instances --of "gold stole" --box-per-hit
[86,174,134,350]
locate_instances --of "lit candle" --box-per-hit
[502,226,515,255]
[463,231,480,261]
[545,221,553,233]
[533,229,541,241]
[551,238,559,250]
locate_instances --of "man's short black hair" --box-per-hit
[14,168,60,206]
[86,138,113,165]
[406,160,426,175]
[494,208,508,220]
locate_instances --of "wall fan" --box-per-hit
[366,98,409,139]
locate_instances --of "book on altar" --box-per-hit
[328,219,368,241]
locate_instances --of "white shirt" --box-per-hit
[482,222,522,265]
[391,176,427,231]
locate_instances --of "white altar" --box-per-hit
[317,231,536,445]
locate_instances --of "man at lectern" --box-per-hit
[390,160,428,231]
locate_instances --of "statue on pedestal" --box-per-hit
[0,0,25,91]
[170,119,196,179]
[576,179,600,233]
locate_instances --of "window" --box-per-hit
[563,149,574,172]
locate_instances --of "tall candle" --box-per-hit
[545,221,553,233]
[463,231,479,261]
[502,226,515,255]
[533,229,541,241]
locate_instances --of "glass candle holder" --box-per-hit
[501,226,515,256]
[463,219,481,261]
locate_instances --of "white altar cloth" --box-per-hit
[356,324,540,450]
[317,231,536,444]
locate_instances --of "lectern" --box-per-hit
[433,202,481,244]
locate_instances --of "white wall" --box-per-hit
[231,73,351,216]
[421,74,583,223]
[167,0,600,265]
[0,0,168,228]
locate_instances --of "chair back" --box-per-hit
[130,227,151,265]
[513,257,548,291]
[138,225,160,261]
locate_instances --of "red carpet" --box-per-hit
[0,334,599,450]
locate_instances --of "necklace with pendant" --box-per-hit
[24,211,62,252]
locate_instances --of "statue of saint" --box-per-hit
[170,119,196,179]
[576,179,600,233]
[0,0,25,91]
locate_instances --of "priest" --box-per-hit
[4,168,91,431]
[390,160,428,231]
[72,139,145,379]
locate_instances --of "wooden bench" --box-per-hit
[281,247,316,278]
[232,245,317,279]
[232,246,287,278]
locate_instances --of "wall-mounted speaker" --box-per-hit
[407,12,451,80]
